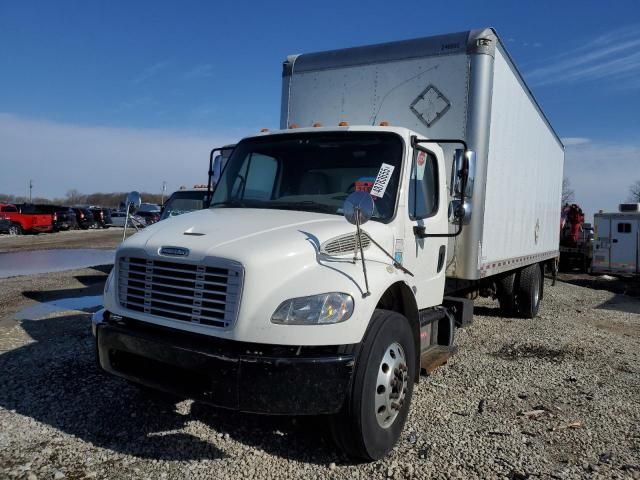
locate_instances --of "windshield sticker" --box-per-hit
[371,163,395,198]
[415,151,427,181]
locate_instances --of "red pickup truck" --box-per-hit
[0,203,53,235]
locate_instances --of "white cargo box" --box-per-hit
[282,28,564,280]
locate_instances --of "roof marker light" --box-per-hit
[379,121,390,126]
[260,128,269,132]
[289,123,298,129]
[312,122,322,127]
[338,121,349,126]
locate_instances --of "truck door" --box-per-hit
[611,219,639,273]
[403,147,448,309]
[592,216,611,272]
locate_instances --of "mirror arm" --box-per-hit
[362,232,414,277]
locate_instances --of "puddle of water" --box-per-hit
[0,249,115,278]
[14,295,103,321]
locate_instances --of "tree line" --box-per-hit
[0,189,164,208]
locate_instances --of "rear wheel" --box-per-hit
[515,264,542,318]
[496,272,518,316]
[330,309,415,460]
[8,223,22,235]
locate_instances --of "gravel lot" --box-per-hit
[1,265,639,479]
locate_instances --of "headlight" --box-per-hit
[271,292,354,325]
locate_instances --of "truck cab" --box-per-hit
[95,125,467,460]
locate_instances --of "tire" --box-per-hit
[330,309,416,460]
[496,272,518,316]
[8,223,22,236]
[515,264,542,319]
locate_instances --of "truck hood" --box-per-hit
[120,207,395,264]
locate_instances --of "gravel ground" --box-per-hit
[0,228,123,253]
[1,270,639,479]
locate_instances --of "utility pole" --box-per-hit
[29,179,33,203]
[161,181,167,205]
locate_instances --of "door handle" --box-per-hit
[613,239,618,243]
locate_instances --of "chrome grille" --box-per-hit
[321,232,371,256]
[118,256,242,329]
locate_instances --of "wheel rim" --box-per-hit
[375,342,408,428]
[9,226,18,235]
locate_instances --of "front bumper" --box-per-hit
[95,313,355,415]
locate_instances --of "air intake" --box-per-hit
[321,232,371,256]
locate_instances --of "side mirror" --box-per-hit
[343,191,374,226]
[452,149,476,198]
[126,191,142,213]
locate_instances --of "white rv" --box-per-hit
[592,203,640,276]
[93,28,564,460]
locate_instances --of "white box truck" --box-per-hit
[592,203,640,275]
[93,28,564,460]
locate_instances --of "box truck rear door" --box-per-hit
[611,220,639,273]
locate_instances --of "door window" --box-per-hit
[409,149,439,220]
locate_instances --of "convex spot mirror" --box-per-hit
[451,149,476,198]
[126,191,142,213]
[344,191,374,225]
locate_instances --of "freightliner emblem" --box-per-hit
[160,246,190,257]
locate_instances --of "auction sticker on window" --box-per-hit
[371,163,395,198]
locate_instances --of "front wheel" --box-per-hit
[8,224,22,235]
[330,309,416,460]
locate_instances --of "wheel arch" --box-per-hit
[375,281,420,382]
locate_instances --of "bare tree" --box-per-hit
[562,177,575,205]
[628,181,640,202]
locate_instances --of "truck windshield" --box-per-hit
[160,191,208,220]
[210,132,403,222]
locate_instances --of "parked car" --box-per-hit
[18,204,78,231]
[72,207,95,230]
[110,211,146,228]
[136,210,160,225]
[89,207,112,229]
[0,203,53,234]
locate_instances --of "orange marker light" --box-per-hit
[289,123,298,129]
[338,121,349,126]
[312,122,322,127]
[260,128,269,132]
[379,121,390,126]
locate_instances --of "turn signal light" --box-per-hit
[338,121,349,126]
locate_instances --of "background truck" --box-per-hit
[159,145,235,221]
[559,203,593,272]
[93,28,564,460]
[591,203,640,276]
[0,203,53,234]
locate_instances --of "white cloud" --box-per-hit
[564,140,640,221]
[526,24,640,88]
[561,137,590,146]
[0,113,241,199]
